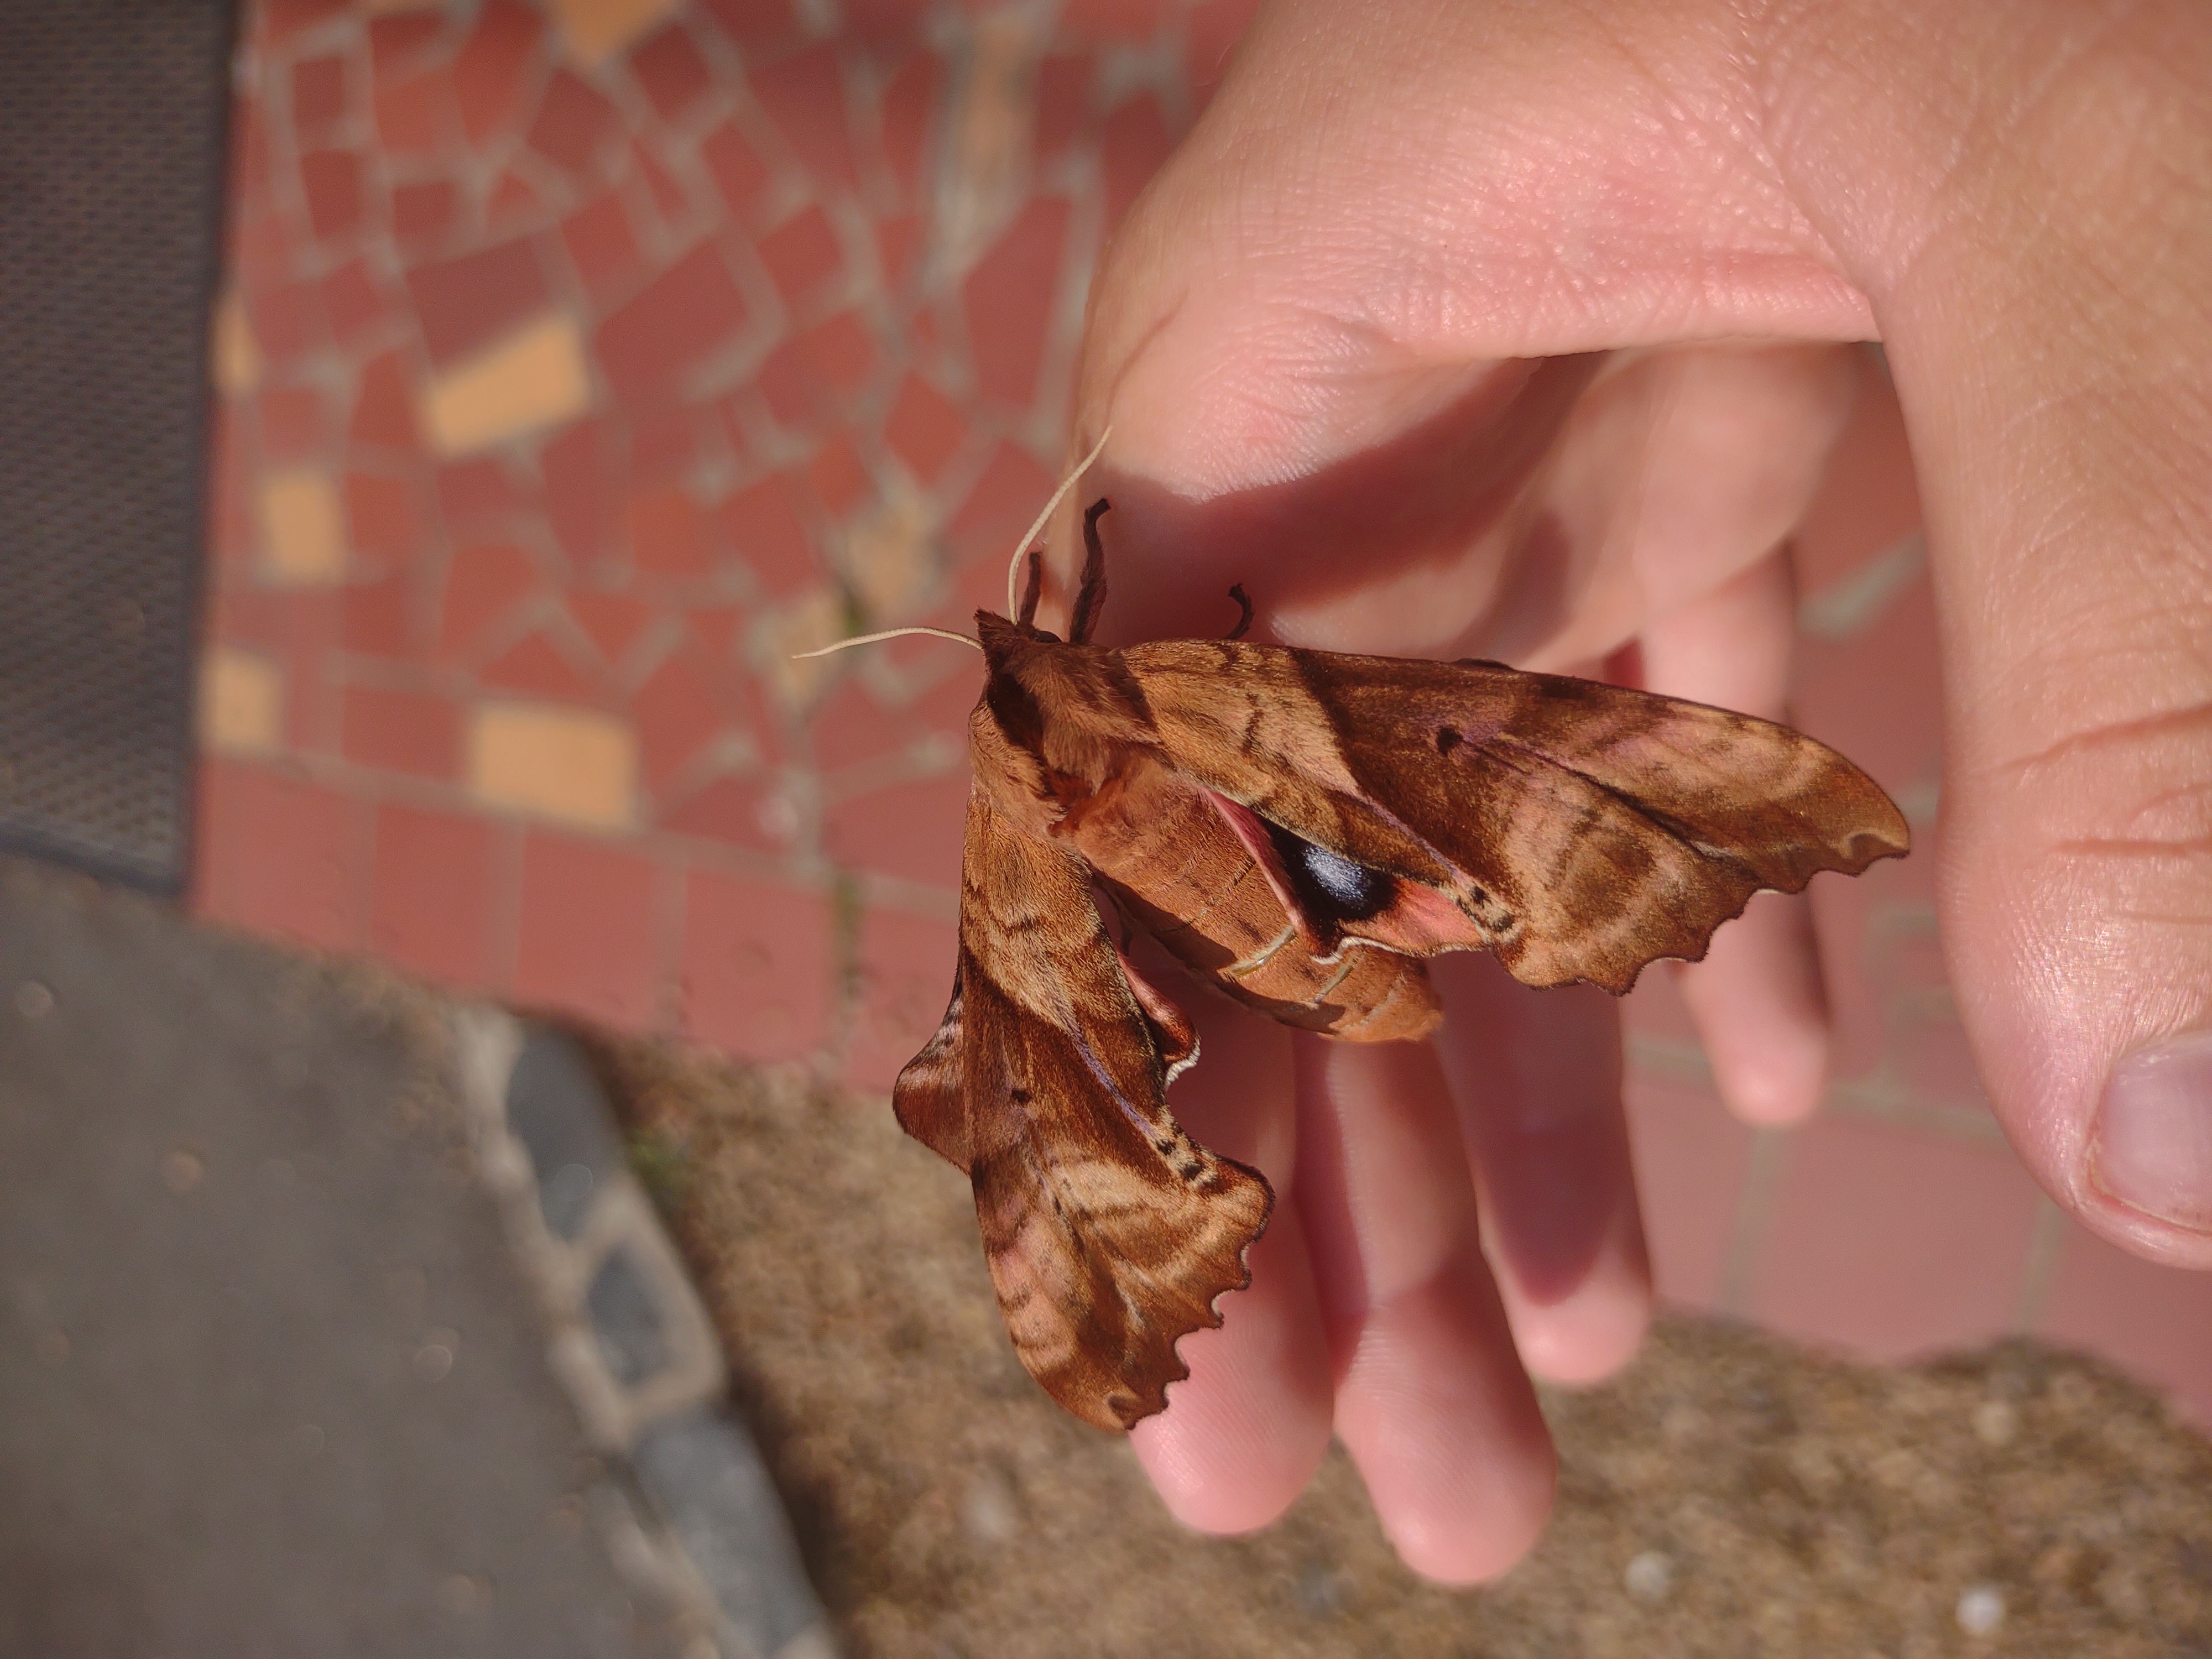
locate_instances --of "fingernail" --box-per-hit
[2093,1030,2212,1232]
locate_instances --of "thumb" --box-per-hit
[1845,7,2212,1263]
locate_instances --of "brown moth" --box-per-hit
[817,456,1909,1433]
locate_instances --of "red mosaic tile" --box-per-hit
[437,539,541,658]
[291,55,351,133]
[799,311,878,401]
[1101,94,1172,233]
[759,204,845,307]
[629,404,701,482]
[341,683,462,781]
[841,0,926,42]
[719,473,817,596]
[350,349,418,453]
[568,589,660,669]
[1749,1115,2043,1361]
[541,419,620,566]
[260,0,349,49]
[1033,54,1093,161]
[678,870,833,1061]
[197,761,361,950]
[369,11,445,72]
[755,338,822,435]
[345,469,425,565]
[373,68,458,159]
[629,140,694,231]
[947,439,1056,555]
[321,257,395,348]
[846,905,959,1091]
[528,69,622,177]
[628,486,714,579]
[685,602,748,663]
[300,148,368,242]
[2038,1224,2212,1427]
[700,121,772,222]
[805,430,871,521]
[340,569,413,659]
[559,191,645,301]
[233,208,300,290]
[437,457,527,528]
[630,24,712,124]
[878,54,942,201]
[633,650,726,789]
[875,212,922,297]
[229,92,274,213]
[245,278,327,368]
[593,243,750,399]
[1187,0,1259,97]
[481,630,603,703]
[963,195,1069,410]
[661,771,782,851]
[885,372,967,483]
[1060,0,1166,43]
[749,46,858,192]
[487,167,554,231]
[276,592,344,754]
[823,772,968,890]
[694,0,798,53]
[256,382,330,465]
[513,833,661,1029]
[454,0,546,147]
[369,802,498,990]
[405,238,551,366]
[1621,1073,1755,1311]
[809,669,973,772]
[392,179,461,248]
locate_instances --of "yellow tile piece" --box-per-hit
[547,0,677,67]
[259,470,346,585]
[468,702,637,830]
[199,649,284,754]
[212,291,260,398]
[758,586,851,712]
[843,491,937,622]
[420,312,592,458]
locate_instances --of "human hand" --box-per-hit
[1057,0,2212,1582]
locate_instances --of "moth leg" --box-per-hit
[1068,498,1111,645]
[1015,549,1045,627]
[1224,583,1254,641]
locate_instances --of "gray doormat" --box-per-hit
[0,1,236,891]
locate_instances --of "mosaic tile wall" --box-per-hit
[194,0,2212,1420]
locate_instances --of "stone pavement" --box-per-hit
[0,855,824,1657]
[189,0,2211,1427]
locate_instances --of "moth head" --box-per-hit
[975,609,1157,800]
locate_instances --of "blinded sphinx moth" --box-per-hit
[811,446,1908,1431]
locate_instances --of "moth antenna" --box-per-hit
[1224,582,1254,641]
[1005,426,1113,619]
[790,625,984,660]
[1068,498,1110,645]
[1015,549,1044,627]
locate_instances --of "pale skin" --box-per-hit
[1051,0,2212,1584]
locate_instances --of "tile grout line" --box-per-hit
[447,1003,837,1659]
[2011,1197,2069,1335]
[1717,1125,1788,1320]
